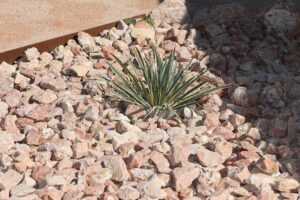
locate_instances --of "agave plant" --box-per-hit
[109,47,224,118]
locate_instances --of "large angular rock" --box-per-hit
[0,62,16,77]
[139,175,166,199]
[256,157,280,175]
[25,105,52,121]
[0,101,8,118]
[39,76,66,91]
[11,184,35,198]
[25,47,40,61]
[150,151,171,173]
[73,142,89,159]
[257,185,278,200]
[46,175,68,186]
[110,131,139,149]
[77,32,96,52]
[212,126,236,140]
[131,21,155,43]
[0,131,15,153]
[0,169,23,190]
[101,155,130,182]
[67,61,93,77]
[50,139,73,160]
[248,173,276,190]
[86,166,112,185]
[151,0,189,25]
[274,178,300,192]
[0,75,14,97]
[32,89,57,104]
[118,185,140,200]
[172,165,200,192]
[4,89,22,108]
[196,146,224,167]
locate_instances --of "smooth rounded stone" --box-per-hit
[183,107,193,119]
[239,62,255,72]
[208,53,227,71]
[231,86,249,107]
[264,8,297,33]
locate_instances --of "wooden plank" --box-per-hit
[0,0,159,62]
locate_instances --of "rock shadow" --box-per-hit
[183,0,300,181]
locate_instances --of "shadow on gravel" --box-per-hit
[184,0,300,181]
